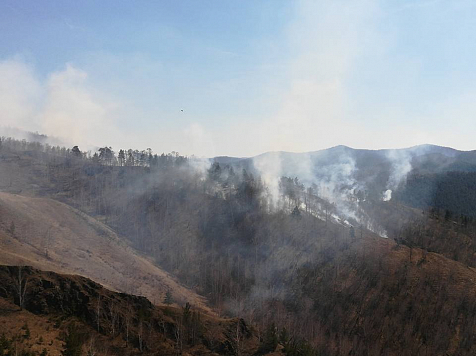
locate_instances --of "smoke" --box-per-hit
[0,58,42,131]
[252,153,283,209]
[188,156,213,176]
[39,64,123,150]
[183,123,216,159]
[317,151,357,202]
[251,0,383,155]
[386,149,413,190]
[243,0,390,231]
[251,147,361,220]
[382,144,452,199]
[0,126,64,147]
[250,146,416,238]
[0,58,124,151]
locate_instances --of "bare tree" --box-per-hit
[109,301,118,336]
[124,302,133,347]
[232,321,243,356]
[158,317,167,339]
[174,316,183,355]
[86,337,97,356]
[10,266,29,311]
[96,296,101,332]
[138,319,144,352]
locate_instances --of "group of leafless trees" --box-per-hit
[4,136,476,354]
[3,266,29,311]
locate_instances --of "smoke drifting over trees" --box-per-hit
[3,135,476,354]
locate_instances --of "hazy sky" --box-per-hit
[1,0,476,157]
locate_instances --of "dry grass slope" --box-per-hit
[0,192,211,312]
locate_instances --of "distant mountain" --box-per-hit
[215,144,476,178]
[212,156,245,165]
[214,144,476,216]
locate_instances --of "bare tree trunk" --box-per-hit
[109,302,117,336]
[11,266,28,311]
[96,296,101,332]
[233,321,243,356]
[138,320,144,352]
[87,337,97,356]
[125,303,132,347]
[174,317,183,355]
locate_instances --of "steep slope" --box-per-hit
[0,266,265,356]
[0,192,210,312]
[0,297,65,356]
[247,220,476,355]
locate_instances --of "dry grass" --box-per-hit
[0,192,212,314]
[0,299,63,355]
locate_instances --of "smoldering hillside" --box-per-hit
[219,144,476,231]
[3,136,476,355]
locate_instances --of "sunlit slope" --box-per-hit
[0,192,210,312]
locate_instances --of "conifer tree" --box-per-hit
[164,290,173,305]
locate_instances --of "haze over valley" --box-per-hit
[2,1,476,355]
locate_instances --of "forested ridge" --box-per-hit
[395,171,476,217]
[3,136,476,355]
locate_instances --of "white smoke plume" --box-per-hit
[0,58,125,151]
[0,58,42,131]
[252,152,283,209]
[386,149,413,190]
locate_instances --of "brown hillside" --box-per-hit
[0,192,210,312]
[0,266,266,356]
[268,230,476,355]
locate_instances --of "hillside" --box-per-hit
[270,226,476,355]
[394,170,476,216]
[215,144,476,216]
[0,192,210,312]
[0,266,266,356]
[4,137,476,354]
[215,144,476,177]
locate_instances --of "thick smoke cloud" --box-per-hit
[0,59,124,150]
[40,65,124,149]
[0,58,42,131]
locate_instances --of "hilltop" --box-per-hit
[215,144,476,220]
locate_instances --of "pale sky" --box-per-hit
[1,0,476,157]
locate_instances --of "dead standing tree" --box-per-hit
[124,302,133,347]
[10,266,29,310]
[231,320,244,356]
[96,295,101,332]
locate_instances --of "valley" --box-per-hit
[2,136,476,355]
